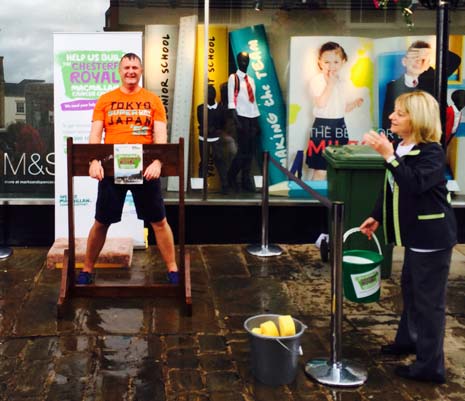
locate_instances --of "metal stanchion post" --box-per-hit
[247,151,282,257]
[304,202,367,386]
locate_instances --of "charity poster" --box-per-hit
[190,24,229,192]
[288,36,374,181]
[229,24,287,185]
[114,144,143,185]
[53,32,144,246]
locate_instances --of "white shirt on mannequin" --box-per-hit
[227,69,260,118]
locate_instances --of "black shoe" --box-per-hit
[381,343,416,355]
[395,364,446,384]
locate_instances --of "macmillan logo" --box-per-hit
[56,50,125,100]
[59,194,91,207]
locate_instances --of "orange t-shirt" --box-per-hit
[92,87,167,144]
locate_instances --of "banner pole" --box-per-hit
[305,201,368,387]
[247,151,282,257]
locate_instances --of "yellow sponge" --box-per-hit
[278,315,296,336]
[260,320,280,337]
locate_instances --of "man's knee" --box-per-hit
[151,217,169,231]
[94,219,111,232]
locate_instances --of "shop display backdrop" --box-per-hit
[287,34,465,195]
[2,2,465,201]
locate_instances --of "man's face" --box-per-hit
[119,57,143,88]
[402,47,431,77]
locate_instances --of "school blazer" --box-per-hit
[371,142,457,249]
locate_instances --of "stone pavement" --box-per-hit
[1,244,465,401]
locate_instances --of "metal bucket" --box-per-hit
[244,314,307,386]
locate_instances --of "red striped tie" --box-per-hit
[244,75,255,103]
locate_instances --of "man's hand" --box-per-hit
[89,159,104,181]
[144,159,162,180]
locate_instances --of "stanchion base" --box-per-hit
[246,244,283,257]
[0,246,13,260]
[305,359,367,387]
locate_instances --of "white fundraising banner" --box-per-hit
[53,32,145,247]
[144,25,178,135]
[168,15,197,191]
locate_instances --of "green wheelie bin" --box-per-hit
[323,144,393,279]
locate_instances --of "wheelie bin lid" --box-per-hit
[323,145,385,169]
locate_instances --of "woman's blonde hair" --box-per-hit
[394,91,442,144]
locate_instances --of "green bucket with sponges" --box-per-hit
[343,228,383,303]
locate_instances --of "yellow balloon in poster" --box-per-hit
[350,45,375,125]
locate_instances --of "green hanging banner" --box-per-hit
[229,24,287,184]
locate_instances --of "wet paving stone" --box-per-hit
[168,368,204,392]
[23,336,57,361]
[153,297,219,334]
[81,302,148,335]
[201,245,249,277]
[248,382,294,401]
[98,335,150,374]
[2,244,465,400]
[7,359,50,398]
[0,337,28,357]
[227,337,250,363]
[247,260,303,280]
[205,371,243,392]
[95,372,130,401]
[244,250,304,280]
[133,361,165,401]
[165,334,198,350]
[211,277,298,316]
[199,353,234,371]
[198,334,227,352]
[167,347,200,369]
[209,392,247,401]
[166,393,209,401]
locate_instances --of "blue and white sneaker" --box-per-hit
[167,271,179,285]
[76,271,94,285]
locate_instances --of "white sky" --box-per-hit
[0,0,109,83]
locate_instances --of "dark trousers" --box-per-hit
[395,247,452,378]
[198,139,228,187]
[228,116,259,185]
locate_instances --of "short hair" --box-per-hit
[394,91,441,144]
[408,40,431,51]
[318,42,348,64]
[119,52,142,66]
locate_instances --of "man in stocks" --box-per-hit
[77,53,179,285]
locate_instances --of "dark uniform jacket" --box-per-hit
[371,142,457,249]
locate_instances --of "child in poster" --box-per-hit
[306,41,363,180]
